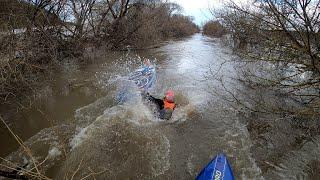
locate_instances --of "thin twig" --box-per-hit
[70,158,84,180]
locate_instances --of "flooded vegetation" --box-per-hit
[0,0,199,101]
[0,34,263,179]
[1,0,320,179]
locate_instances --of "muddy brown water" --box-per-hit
[1,34,319,179]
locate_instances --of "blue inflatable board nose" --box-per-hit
[116,65,156,104]
[196,154,234,180]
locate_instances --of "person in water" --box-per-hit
[146,90,176,120]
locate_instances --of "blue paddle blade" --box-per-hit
[196,154,234,180]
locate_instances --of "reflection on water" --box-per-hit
[4,34,316,179]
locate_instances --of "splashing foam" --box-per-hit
[95,55,147,91]
[69,127,88,150]
[56,99,172,179]
[3,124,74,173]
[70,94,156,150]
[48,147,62,159]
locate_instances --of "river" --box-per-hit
[2,33,318,179]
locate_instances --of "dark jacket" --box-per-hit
[146,94,175,120]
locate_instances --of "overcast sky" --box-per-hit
[172,0,218,26]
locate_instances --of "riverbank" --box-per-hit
[0,0,200,106]
[203,34,320,178]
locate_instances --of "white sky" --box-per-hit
[172,0,218,26]
[172,0,247,26]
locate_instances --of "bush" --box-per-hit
[202,20,227,37]
[213,1,320,117]
[0,0,200,100]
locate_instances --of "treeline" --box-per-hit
[202,20,227,37]
[208,0,320,118]
[0,0,60,29]
[0,0,199,101]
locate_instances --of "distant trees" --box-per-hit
[163,14,199,37]
[0,0,198,101]
[211,0,320,118]
[0,0,199,50]
[202,20,227,37]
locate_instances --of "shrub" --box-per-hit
[202,21,227,37]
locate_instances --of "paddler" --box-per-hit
[146,90,176,120]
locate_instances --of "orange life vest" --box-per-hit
[164,100,175,110]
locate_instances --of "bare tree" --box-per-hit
[0,0,199,100]
[214,0,320,117]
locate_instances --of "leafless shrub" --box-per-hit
[0,0,199,102]
[99,1,199,49]
[202,20,227,38]
[0,115,51,179]
[213,0,320,118]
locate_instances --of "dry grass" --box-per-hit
[1,112,108,179]
[0,115,51,179]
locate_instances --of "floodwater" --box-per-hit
[1,34,318,179]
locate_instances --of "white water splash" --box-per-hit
[69,127,88,150]
[48,147,62,159]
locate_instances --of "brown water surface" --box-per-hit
[5,34,317,179]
